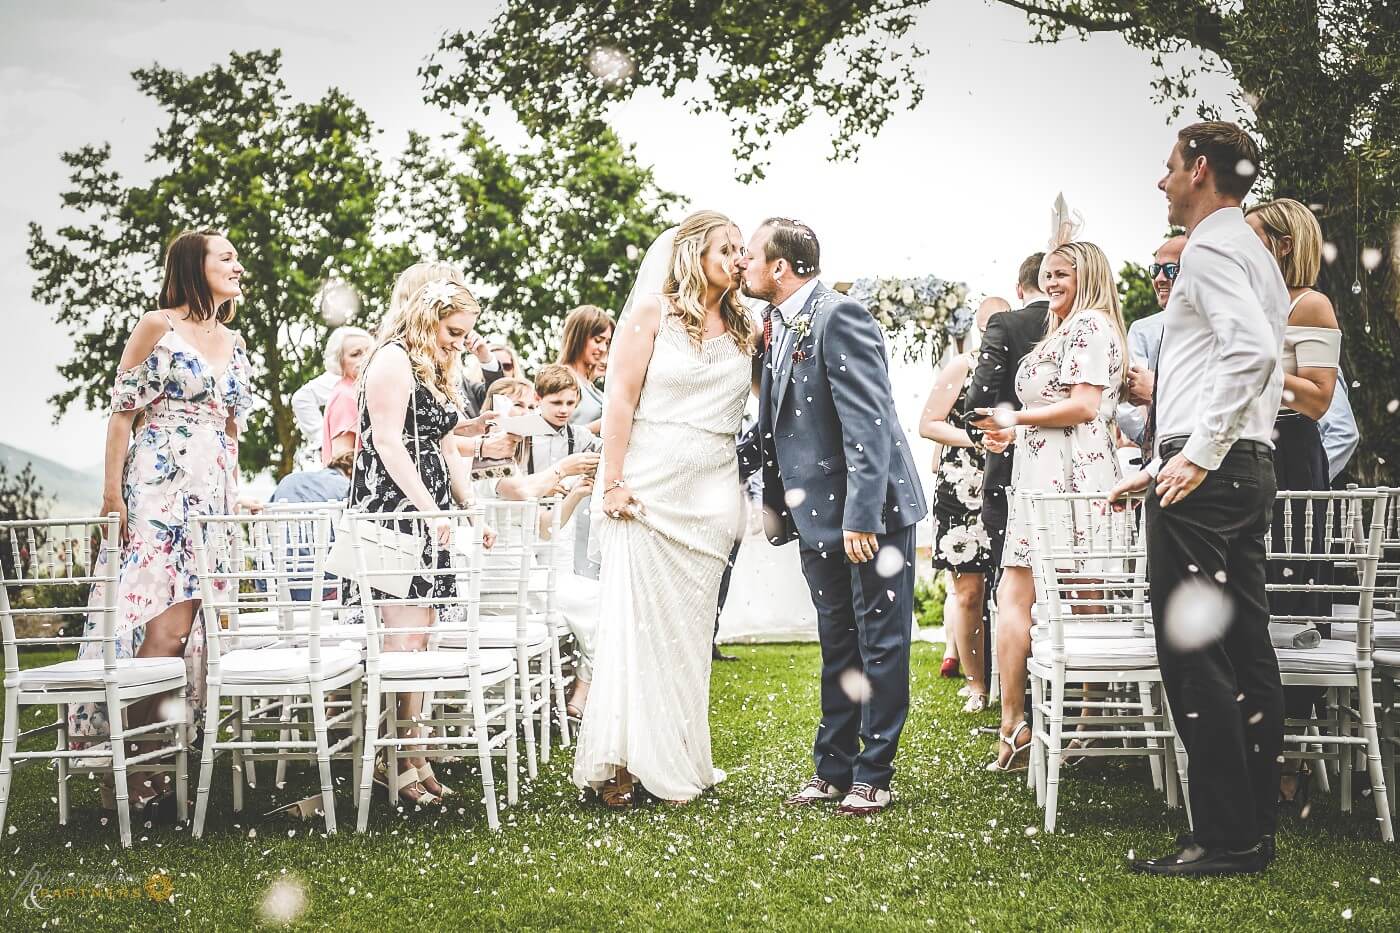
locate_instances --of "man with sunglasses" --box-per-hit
[1116,235,1186,451]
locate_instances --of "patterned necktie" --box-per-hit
[1140,331,1166,463]
[763,304,775,353]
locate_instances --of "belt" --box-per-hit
[1158,435,1272,457]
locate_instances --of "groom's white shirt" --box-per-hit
[771,277,820,363]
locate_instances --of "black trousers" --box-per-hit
[800,523,916,790]
[714,537,742,640]
[978,483,1009,689]
[1147,439,1282,850]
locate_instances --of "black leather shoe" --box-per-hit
[712,644,738,662]
[1259,834,1276,868]
[1129,842,1266,877]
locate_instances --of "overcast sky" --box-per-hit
[0,0,1243,471]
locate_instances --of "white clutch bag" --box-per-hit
[325,510,424,599]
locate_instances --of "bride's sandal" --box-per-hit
[986,721,1032,773]
[599,769,635,810]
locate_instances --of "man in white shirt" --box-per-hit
[1115,122,1287,878]
[1116,235,1185,447]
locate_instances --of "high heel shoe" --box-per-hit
[417,763,456,799]
[374,765,441,808]
[986,722,1031,772]
[961,693,989,714]
[599,769,635,810]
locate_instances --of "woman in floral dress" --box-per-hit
[70,230,251,807]
[969,242,1126,771]
[920,313,996,713]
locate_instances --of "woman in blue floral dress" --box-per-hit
[69,230,251,806]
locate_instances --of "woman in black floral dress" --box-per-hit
[351,271,483,806]
[920,334,993,714]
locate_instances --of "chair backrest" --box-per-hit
[1021,490,1149,650]
[477,500,542,624]
[345,506,485,670]
[1267,489,1387,651]
[0,515,121,680]
[191,511,336,668]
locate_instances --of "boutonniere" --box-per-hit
[790,315,813,341]
[791,347,809,364]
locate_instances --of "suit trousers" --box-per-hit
[800,523,915,789]
[1147,439,1282,850]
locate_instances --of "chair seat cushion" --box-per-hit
[1328,620,1400,649]
[377,649,513,679]
[1375,648,1400,668]
[1331,604,1397,622]
[1031,636,1157,670]
[218,647,360,685]
[1276,638,1357,674]
[14,656,185,690]
[477,619,549,648]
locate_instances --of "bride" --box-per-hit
[571,210,756,808]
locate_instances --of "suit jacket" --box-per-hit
[738,282,928,550]
[962,299,1049,493]
[459,365,505,419]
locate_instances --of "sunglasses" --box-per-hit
[1149,262,1180,281]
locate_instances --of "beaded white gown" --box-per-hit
[573,307,751,801]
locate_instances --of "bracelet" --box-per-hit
[606,479,626,492]
[473,437,484,459]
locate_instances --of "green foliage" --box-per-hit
[435,0,1400,481]
[913,571,946,628]
[29,51,676,478]
[1117,261,1161,331]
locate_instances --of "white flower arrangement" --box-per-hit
[845,274,972,362]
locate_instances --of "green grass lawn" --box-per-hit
[3,642,1399,930]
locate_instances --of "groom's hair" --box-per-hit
[760,217,821,278]
[1017,253,1045,294]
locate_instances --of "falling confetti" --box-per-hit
[874,546,904,578]
[1361,248,1383,272]
[587,46,635,86]
[1162,578,1232,651]
[838,669,873,702]
[258,876,309,926]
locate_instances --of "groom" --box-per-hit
[737,218,927,815]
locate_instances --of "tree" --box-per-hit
[431,1,1400,481]
[0,463,50,583]
[30,50,676,478]
[1117,261,1160,331]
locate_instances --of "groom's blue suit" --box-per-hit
[739,281,927,789]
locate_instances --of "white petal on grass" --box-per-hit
[1162,578,1232,651]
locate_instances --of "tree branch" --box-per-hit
[990,0,1132,33]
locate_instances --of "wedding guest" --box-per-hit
[1115,121,1287,877]
[556,304,613,435]
[919,297,1007,711]
[269,450,353,504]
[473,379,598,500]
[1246,197,1342,807]
[70,229,252,810]
[1116,236,1187,452]
[1320,373,1359,483]
[963,254,1050,693]
[317,326,372,465]
[352,270,481,807]
[490,341,526,381]
[291,327,363,466]
[970,242,1127,771]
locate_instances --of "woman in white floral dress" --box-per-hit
[969,242,1126,770]
[69,230,251,808]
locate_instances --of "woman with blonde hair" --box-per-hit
[572,210,754,808]
[969,241,1127,771]
[556,305,615,434]
[1245,197,1341,808]
[350,269,481,807]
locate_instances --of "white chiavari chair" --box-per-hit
[190,511,363,836]
[1359,489,1400,817]
[1270,488,1393,842]
[1,515,187,848]
[351,507,517,832]
[1022,491,1180,833]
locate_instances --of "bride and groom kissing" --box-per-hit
[571,210,927,815]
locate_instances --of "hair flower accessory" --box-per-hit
[421,280,459,310]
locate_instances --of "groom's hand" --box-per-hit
[843,530,878,564]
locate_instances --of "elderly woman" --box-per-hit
[291,326,369,464]
[318,326,373,464]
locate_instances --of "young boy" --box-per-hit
[530,364,602,474]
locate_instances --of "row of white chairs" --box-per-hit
[1014,487,1399,843]
[0,497,583,847]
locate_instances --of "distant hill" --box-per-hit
[0,441,102,517]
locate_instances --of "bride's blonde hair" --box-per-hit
[662,210,755,353]
[1034,241,1128,390]
[366,269,476,408]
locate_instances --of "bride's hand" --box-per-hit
[603,483,642,520]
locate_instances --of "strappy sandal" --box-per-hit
[417,763,456,799]
[374,765,441,808]
[599,769,635,810]
[961,693,989,714]
[986,721,1031,772]
[1063,735,1102,768]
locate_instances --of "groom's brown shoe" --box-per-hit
[783,777,847,807]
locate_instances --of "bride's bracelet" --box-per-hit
[605,479,626,492]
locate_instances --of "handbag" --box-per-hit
[325,347,430,598]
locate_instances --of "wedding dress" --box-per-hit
[571,299,751,801]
